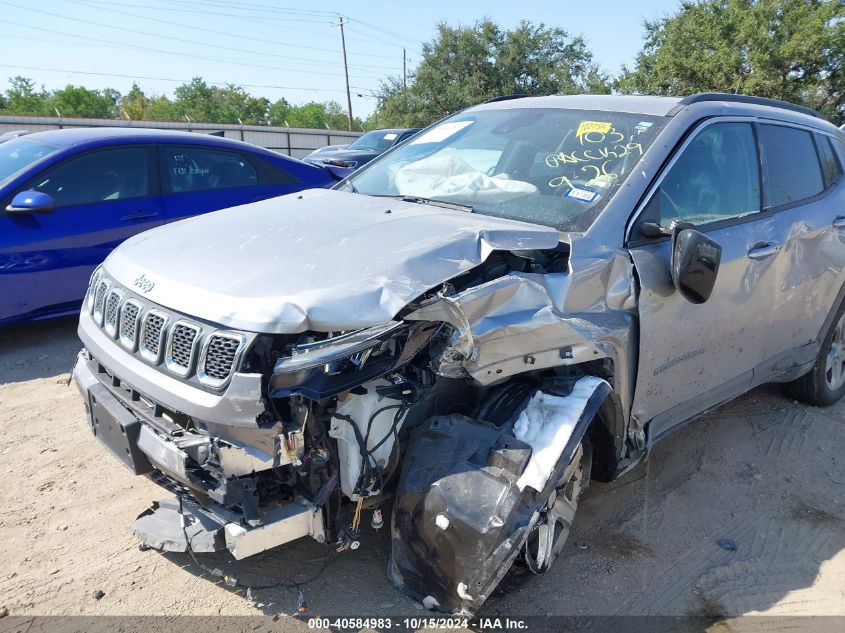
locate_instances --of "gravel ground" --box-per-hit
[1,318,844,627]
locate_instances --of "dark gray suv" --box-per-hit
[73,93,845,614]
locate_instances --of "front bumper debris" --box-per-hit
[132,496,325,559]
[73,350,326,560]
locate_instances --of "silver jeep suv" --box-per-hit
[73,93,845,614]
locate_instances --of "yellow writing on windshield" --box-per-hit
[545,142,643,169]
[545,140,643,190]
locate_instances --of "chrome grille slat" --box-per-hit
[198,333,245,388]
[86,267,103,312]
[165,321,201,377]
[119,299,142,351]
[103,290,123,338]
[139,310,168,363]
[205,336,239,379]
[92,279,110,325]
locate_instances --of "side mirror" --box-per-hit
[6,190,55,214]
[671,226,722,304]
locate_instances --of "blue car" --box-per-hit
[0,128,346,325]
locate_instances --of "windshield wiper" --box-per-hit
[374,194,474,213]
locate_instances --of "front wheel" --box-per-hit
[784,301,845,406]
[496,438,591,593]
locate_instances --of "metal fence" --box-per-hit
[0,115,361,159]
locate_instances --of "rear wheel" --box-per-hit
[785,302,845,406]
[496,438,591,594]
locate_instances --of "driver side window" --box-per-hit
[642,122,760,228]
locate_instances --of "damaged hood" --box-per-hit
[103,189,561,333]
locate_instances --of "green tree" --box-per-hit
[172,77,220,122]
[371,20,610,127]
[144,95,178,121]
[268,97,292,126]
[121,83,149,120]
[287,102,329,128]
[212,84,269,124]
[3,76,47,114]
[323,101,352,130]
[45,84,120,118]
[616,0,845,123]
[269,100,362,130]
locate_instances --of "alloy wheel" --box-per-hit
[825,312,845,391]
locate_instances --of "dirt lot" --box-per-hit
[1,318,844,626]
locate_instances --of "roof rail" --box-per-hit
[483,94,531,104]
[671,92,822,119]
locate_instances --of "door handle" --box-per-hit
[833,216,845,229]
[747,241,781,260]
[121,210,160,222]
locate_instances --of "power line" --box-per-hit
[344,16,426,48]
[0,63,377,95]
[66,0,399,60]
[158,0,340,20]
[3,19,387,81]
[0,2,398,73]
[345,26,422,52]
[78,0,423,54]
[76,0,345,41]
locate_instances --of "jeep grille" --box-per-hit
[86,275,246,389]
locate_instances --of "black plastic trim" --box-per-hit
[668,92,822,119]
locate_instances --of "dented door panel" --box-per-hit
[762,200,845,365]
[631,219,781,434]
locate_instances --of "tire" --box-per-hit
[496,436,591,595]
[784,299,845,407]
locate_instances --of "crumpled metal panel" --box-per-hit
[406,236,637,419]
[101,189,561,334]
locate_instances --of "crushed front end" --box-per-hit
[74,230,629,614]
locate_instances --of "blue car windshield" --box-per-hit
[345,108,666,232]
[346,130,400,151]
[0,138,60,187]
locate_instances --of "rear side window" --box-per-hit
[758,125,824,208]
[815,134,843,189]
[29,147,149,207]
[255,156,298,185]
[161,146,258,193]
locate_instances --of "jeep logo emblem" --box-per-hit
[133,273,155,294]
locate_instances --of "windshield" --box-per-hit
[0,138,59,187]
[346,108,666,232]
[347,130,401,152]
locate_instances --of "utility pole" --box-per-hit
[403,48,407,89]
[333,16,353,131]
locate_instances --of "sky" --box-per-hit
[0,0,682,120]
